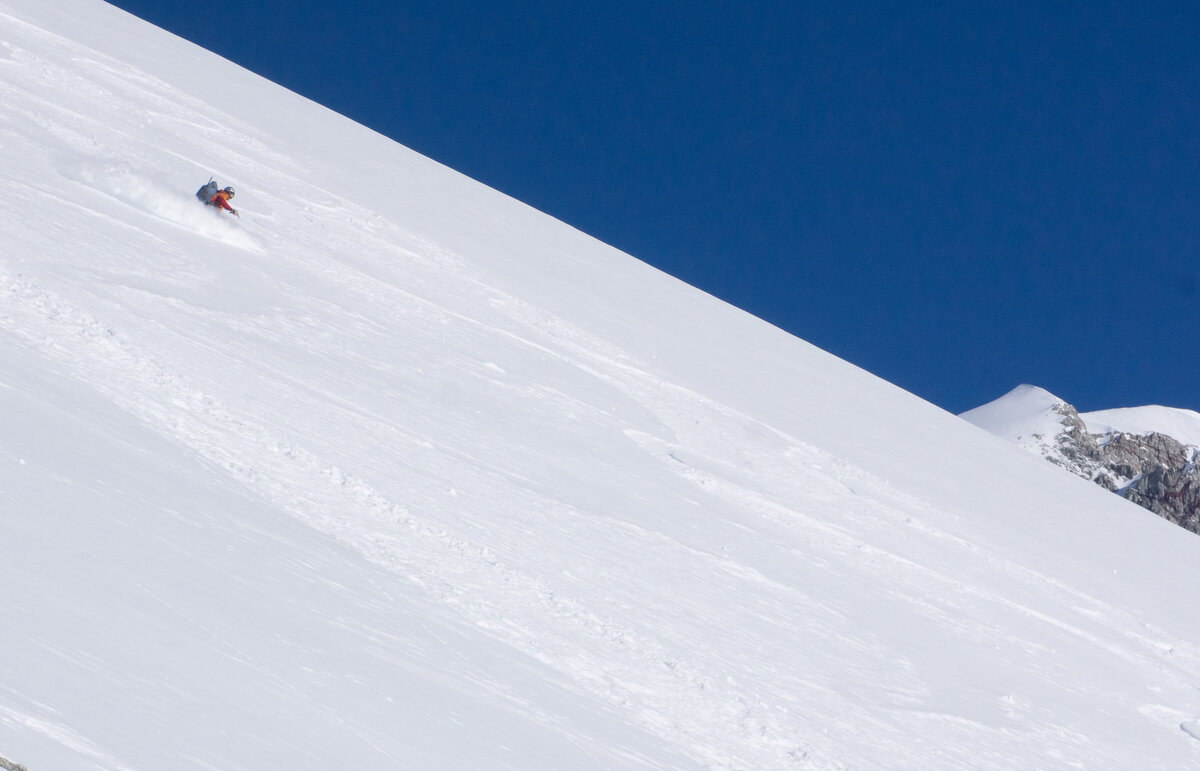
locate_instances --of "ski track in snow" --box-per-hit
[0,696,134,771]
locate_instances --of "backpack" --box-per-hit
[195,179,219,204]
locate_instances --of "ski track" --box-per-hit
[0,696,134,771]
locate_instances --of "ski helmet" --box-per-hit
[224,186,236,197]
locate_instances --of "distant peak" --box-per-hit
[1003,384,1065,404]
[960,384,1067,421]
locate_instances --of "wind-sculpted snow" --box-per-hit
[3,1,1200,770]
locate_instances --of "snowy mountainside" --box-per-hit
[4,1,1200,769]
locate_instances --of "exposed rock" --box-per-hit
[1104,431,1191,481]
[1033,401,1107,479]
[1050,417,1198,533]
[1073,428,1200,533]
[1124,465,1200,533]
[0,755,29,771]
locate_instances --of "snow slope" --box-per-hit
[3,1,1200,769]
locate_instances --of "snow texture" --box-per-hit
[2,1,1200,769]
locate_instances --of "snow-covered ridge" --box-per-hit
[3,2,1200,769]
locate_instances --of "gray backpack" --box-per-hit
[195,179,219,204]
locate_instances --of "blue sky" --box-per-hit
[107,0,1199,414]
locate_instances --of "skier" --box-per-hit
[208,185,239,218]
[196,179,239,217]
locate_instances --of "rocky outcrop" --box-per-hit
[1034,402,1200,533]
[0,755,29,771]
[1123,464,1200,533]
[1040,401,1106,478]
[1102,431,1192,483]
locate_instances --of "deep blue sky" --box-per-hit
[107,1,1199,414]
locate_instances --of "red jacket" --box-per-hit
[209,190,236,213]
